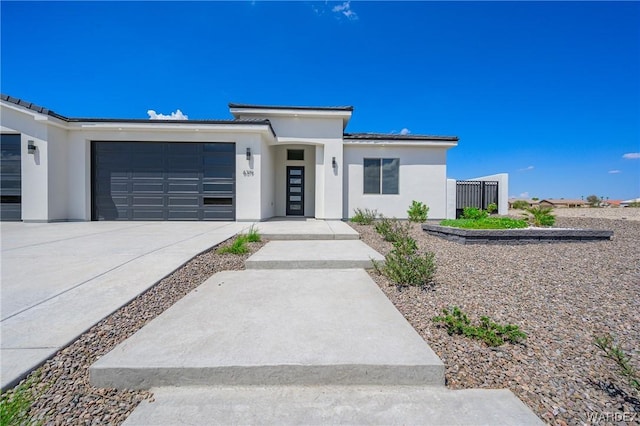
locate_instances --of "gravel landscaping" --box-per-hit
[352,208,640,425]
[9,237,264,425]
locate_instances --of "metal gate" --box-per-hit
[456,180,498,217]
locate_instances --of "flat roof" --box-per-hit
[229,103,354,112]
[344,132,459,142]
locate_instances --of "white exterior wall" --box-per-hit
[344,145,449,219]
[259,138,275,220]
[446,179,457,219]
[466,173,509,215]
[0,106,52,221]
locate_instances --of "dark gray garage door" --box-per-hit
[92,142,235,221]
[1,134,22,221]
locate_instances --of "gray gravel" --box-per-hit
[351,209,639,425]
[16,237,265,425]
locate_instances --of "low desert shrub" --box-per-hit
[0,373,42,426]
[407,200,429,222]
[433,307,527,347]
[350,208,378,225]
[245,225,261,243]
[462,207,488,220]
[523,206,555,227]
[511,200,530,210]
[374,217,412,242]
[217,235,249,254]
[374,236,435,288]
[486,202,498,214]
[594,334,639,395]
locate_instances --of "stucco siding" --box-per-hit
[344,145,449,219]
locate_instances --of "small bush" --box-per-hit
[486,203,498,214]
[0,373,41,426]
[511,200,530,210]
[462,207,488,220]
[440,217,528,229]
[594,334,640,394]
[217,235,249,254]
[375,236,435,288]
[407,200,429,222]
[628,201,640,208]
[350,208,378,225]
[245,225,261,242]
[433,307,527,347]
[374,217,412,242]
[523,206,555,227]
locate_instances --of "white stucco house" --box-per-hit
[0,95,507,222]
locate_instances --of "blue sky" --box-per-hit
[1,1,638,200]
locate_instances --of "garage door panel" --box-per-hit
[1,134,22,221]
[93,142,235,221]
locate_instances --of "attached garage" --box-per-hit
[1,134,21,221]
[92,141,235,221]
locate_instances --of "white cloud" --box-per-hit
[519,192,530,198]
[147,109,188,120]
[400,128,411,135]
[518,165,534,172]
[622,152,640,159]
[332,1,358,20]
[608,170,622,174]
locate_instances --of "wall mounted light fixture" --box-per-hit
[27,140,37,154]
[332,157,337,168]
[246,147,251,160]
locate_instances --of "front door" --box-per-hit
[286,166,304,216]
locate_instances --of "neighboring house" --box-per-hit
[0,95,507,222]
[621,198,640,207]
[538,199,586,208]
[508,198,538,209]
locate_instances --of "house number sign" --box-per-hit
[243,170,255,177]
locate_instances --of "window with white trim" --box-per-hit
[363,158,399,194]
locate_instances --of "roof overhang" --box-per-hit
[229,103,353,129]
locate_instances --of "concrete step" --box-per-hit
[123,385,543,425]
[90,269,443,389]
[245,240,384,269]
[255,219,360,240]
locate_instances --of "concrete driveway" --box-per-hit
[0,221,247,390]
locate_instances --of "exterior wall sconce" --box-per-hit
[246,147,251,161]
[27,140,37,154]
[332,157,337,168]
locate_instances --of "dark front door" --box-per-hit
[1,134,22,221]
[286,166,304,216]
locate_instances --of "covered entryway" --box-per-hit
[92,142,235,221]
[0,134,21,221]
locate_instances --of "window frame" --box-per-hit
[363,157,399,195]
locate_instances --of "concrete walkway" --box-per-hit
[91,225,543,424]
[0,221,247,390]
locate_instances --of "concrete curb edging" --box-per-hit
[422,224,613,244]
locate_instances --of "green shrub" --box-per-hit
[486,203,498,214]
[462,207,488,220]
[594,334,639,394]
[217,235,249,254]
[439,217,528,229]
[374,217,412,242]
[0,373,41,426]
[407,200,429,222]
[628,201,640,208]
[350,208,378,225]
[374,236,435,288]
[523,206,555,227]
[511,200,530,210]
[433,307,527,347]
[245,225,261,242]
